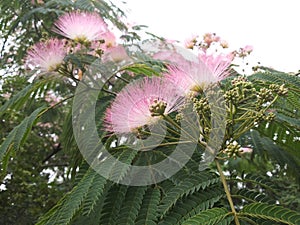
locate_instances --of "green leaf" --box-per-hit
[257,121,300,161]
[235,189,276,204]
[115,186,148,225]
[81,173,109,216]
[0,106,46,162]
[120,62,163,77]
[135,187,161,225]
[0,80,50,118]
[181,208,232,225]
[160,185,224,225]
[158,171,219,216]
[36,168,106,225]
[250,70,300,90]
[99,184,128,225]
[240,202,300,225]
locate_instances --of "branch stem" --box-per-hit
[215,159,240,225]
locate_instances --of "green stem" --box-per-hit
[215,159,240,225]
[162,115,198,142]
[38,95,74,117]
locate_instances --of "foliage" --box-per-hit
[1,0,300,225]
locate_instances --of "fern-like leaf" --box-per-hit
[234,189,276,204]
[0,79,53,118]
[158,171,219,216]
[99,184,128,225]
[0,106,46,162]
[181,208,233,225]
[240,202,300,225]
[135,187,161,225]
[160,185,224,225]
[115,186,148,225]
[81,173,109,216]
[36,168,106,225]
[248,130,300,180]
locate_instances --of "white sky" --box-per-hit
[122,0,300,73]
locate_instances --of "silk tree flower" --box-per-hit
[102,45,129,63]
[203,33,220,46]
[236,45,254,58]
[52,11,108,43]
[101,31,117,49]
[104,77,184,134]
[164,65,201,95]
[240,147,253,154]
[162,60,216,95]
[26,38,67,73]
[155,50,212,94]
[198,52,234,81]
[184,34,198,49]
[163,52,233,95]
[243,45,253,54]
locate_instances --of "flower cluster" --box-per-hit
[104,77,185,134]
[52,11,108,43]
[183,32,254,75]
[25,11,128,76]
[24,9,283,161]
[26,38,67,73]
[104,51,233,135]
[184,32,228,52]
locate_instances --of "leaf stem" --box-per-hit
[215,159,240,225]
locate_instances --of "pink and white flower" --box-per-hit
[184,34,198,49]
[198,52,234,81]
[163,52,233,95]
[52,11,108,42]
[243,45,253,54]
[26,38,67,72]
[101,31,117,49]
[102,45,129,63]
[165,62,212,95]
[104,77,184,134]
[240,147,253,154]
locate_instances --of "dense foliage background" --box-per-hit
[1,1,299,225]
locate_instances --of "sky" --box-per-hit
[119,0,300,73]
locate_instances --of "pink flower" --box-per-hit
[243,45,253,53]
[101,31,117,49]
[102,45,129,63]
[155,45,233,95]
[184,34,198,49]
[104,77,184,134]
[198,52,233,81]
[203,33,220,45]
[164,53,233,95]
[52,11,108,42]
[203,33,214,46]
[240,147,253,153]
[31,0,44,5]
[26,38,67,72]
[153,50,187,66]
[220,40,229,48]
[164,65,202,95]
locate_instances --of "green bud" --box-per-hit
[224,142,242,159]
[149,99,167,117]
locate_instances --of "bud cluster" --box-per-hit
[223,76,286,152]
[192,97,210,114]
[224,76,255,104]
[257,87,274,103]
[149,99,167,117]
[269,84,288,96]
[224,142,243,159]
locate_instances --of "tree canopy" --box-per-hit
[1,1,299,225]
